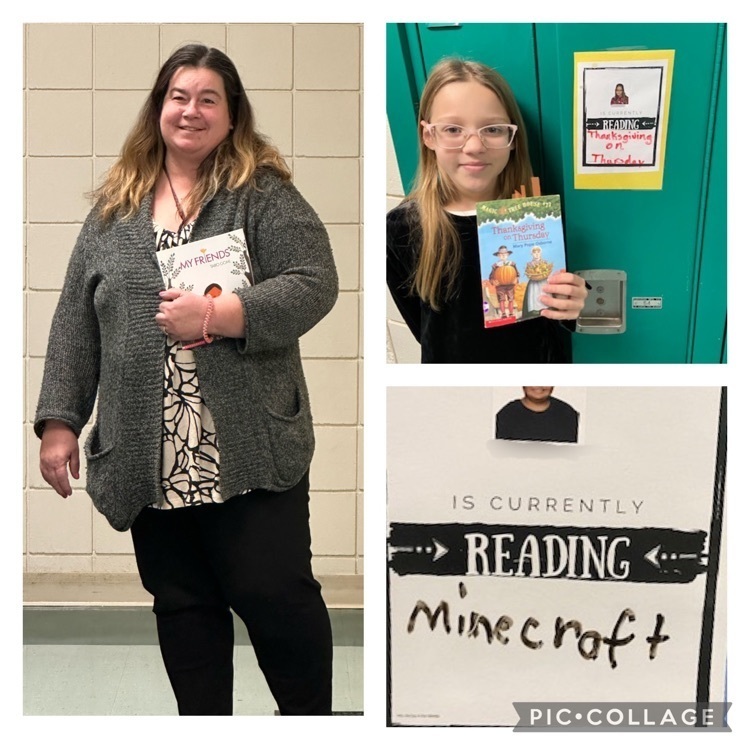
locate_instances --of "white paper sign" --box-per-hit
[574,51,674,190]
[387,387,726,727]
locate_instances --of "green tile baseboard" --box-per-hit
[24,606,363,647]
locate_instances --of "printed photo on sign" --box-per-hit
[492,386,586,445]
[387,387,726,727]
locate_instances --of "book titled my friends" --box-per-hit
[156,228,254,297]
[476,195,566,328]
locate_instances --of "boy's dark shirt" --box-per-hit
[495,397,579,443]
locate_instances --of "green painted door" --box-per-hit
[387,23,727,363]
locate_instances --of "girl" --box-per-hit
[387,58,587,363]
[611,83,629,105]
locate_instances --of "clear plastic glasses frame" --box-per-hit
[425,122,518,149]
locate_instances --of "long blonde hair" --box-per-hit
[407,59,533,309]
[93,44,291,222]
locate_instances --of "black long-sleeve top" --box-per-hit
[386,202,572,364]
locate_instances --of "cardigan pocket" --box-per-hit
[84,421,115,462]
[84,421,119,523]
[265,385,314,484]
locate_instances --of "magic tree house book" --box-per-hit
[476,195,566,328]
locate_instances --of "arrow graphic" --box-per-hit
[390,539,450,563]
[432,538,449,562]
[645,545,661,568]
[645,544,702,570]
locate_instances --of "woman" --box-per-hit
[35,45,338,716]
[522,245,553,316]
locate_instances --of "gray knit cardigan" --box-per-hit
[35,169,338,531]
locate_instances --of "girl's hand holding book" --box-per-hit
[539,270,588,320]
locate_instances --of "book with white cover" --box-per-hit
[155,228,253,296]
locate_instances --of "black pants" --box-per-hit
[130,473,333,715]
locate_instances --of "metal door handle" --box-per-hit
[575,269,627,335]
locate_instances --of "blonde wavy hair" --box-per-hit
[93,44,290,222]
[407,59,533,309]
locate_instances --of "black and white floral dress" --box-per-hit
[154,222,224,508]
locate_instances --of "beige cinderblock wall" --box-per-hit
[386,122,419,364]
[24,23,363,588]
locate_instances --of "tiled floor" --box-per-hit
[24,607,363,716]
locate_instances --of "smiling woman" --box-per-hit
[160,67,233,166]
[34,43,338,716]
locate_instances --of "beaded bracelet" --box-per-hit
[202,295,215,344]
[182,295,216,350]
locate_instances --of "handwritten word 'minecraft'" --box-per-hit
[407,582,670,668]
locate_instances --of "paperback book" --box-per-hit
[476,195,566,328]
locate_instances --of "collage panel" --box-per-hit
[23,22,362,717]
[387,386,727,728]
[386,22,726,364]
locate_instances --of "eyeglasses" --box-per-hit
[425,122,518,149]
